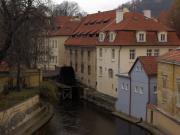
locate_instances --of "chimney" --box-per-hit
[116,8,129,24]
[143,10,151,18]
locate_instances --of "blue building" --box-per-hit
[116,56,157,120]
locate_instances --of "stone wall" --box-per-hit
[147,106,180,135]
[0,95,40,134]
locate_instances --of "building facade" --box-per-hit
[96,9,180,97]
[147,49,180,135]
[116,56,157,120]
[38,16,81,70]
[65,11,116,89]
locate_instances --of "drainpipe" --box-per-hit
[118,47,122,73]
[172,64,175,114]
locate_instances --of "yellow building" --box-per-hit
[38,16,81,70]
[147,49,180,135]
[0,61,42,91]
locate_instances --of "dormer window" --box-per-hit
[109,32,116,42]
[136,31,146,42]
[99,32,105,42]
[158,32,167,42]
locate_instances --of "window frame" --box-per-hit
[99,32,106,42]
[136,31,146,42]
[129,49,136,60]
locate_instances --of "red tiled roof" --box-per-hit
[0,61,9,72]
[139,56,158,76]
[48,16,81,36]
[129,56,157,76]
[102,12,173,32]
[158,48,180,63]
[65,10,180,46]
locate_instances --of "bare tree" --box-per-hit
[0,0,52,90]
[52,1,87,17]
[169,0,180,37]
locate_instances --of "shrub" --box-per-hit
[39,81,59,102]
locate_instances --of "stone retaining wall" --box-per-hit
[83,88,116,111]
[0,95,40,134]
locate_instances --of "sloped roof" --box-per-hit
[48,16,81,36]
[158,48,180,64]
[0,61,9,72]
[65,10,180,47]
[129,56,158,77]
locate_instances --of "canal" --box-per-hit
[34,101,152,135]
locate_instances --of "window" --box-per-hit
[135,86,138,93]
[81,63,84,73]
[109,32,116,42]
[176,79,180,106]
[99,32,105,42]
[88,65,91,75]
[121,83,125,90]
[99,48,103,57]
[75,50,78,62]
[99,66,103,76]
[129,49,136,60]
[162,75,167,88]
[136,31,146,42]
[125,84,128,91]
[55,40,57,48]
[154,86,157,95]
[158,32,167,42]
[108,69,113,78]
[147,49,152,56]
[112,49,115,59]
[70,49,72,56]
[154,49,159,56]
[139,87,144,94]
[52,40,54,48]
[88,51,90,61]
[75,63,78,72]
[81,49,84,59]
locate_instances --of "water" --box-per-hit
[34,101,151,135]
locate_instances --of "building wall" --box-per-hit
[115,75,130,115]
[65,46,97,89]
[158,62,180,118]
[97,46,120,97]
[97,45,175,98]
[130,61,149,120]
[147,107,180,135]
[150,77,157,105]
[38,36,68,70]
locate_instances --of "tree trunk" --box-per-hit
[16,62,21,91]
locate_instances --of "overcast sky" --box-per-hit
[52,0,130,13]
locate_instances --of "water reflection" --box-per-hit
[35,101,151,135]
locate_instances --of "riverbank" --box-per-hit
[0,92,54,135]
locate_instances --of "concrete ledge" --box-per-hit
[112,111,167,135]
[8,103,54,135]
